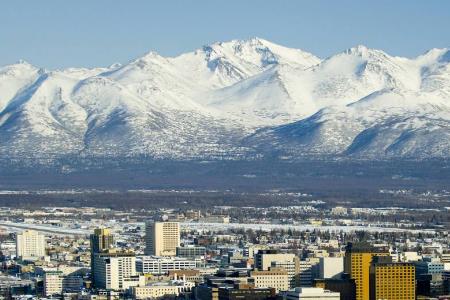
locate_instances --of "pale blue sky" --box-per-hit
[1,0,449,69]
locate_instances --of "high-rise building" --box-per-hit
[90,228,114,287]
[145,221,180,256]
[369,257,415,300]
[298,260,313,287]
[90,228,114,254]
[92,250,143,290]
[16,230,46,260]
[344,243,389,300]
[319,257,344,279]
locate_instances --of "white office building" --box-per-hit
[93,251,144,290]
[319,257,343,279]
[136,256,205,275]
[16,230,46,260]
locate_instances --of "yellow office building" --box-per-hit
[370,261,415,300]
[344,243,389,300]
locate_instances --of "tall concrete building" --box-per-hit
[145,221,180,256]
[90,228,114,254]
[298,260,313,287]
[369,257,415,300]
[92,250,143,290]
[16,230,46,260]
[90,228,114,287]
[344,243,389,300]
[319,257,344,279]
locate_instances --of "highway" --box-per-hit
[0,222,90,236]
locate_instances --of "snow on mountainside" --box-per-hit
[0,61,42,112]
[247,89,450,158]
[172,38,320,90]
[0,38,449,163]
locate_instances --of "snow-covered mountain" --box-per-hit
[1,38,449,164]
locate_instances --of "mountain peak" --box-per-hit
[127,51,169,71]
[418,48,450,64]
[344,45,384,57]
[207,37,268,48]
[0,60,41,77]
[4,60,38,70]
[138,50,165,61]
[108,62,122,69]
[200,38,320,71]
[16,59,33,65]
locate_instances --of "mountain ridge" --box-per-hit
[1,38,449,165]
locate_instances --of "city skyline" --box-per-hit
[0,1,449,298]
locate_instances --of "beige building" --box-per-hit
[243,244,270,258]
[255,250,296,271]
[132,285,180,299]
[130,281,194,299]
[16,230,46,259]
[168,270,203,283]
[250,268,289,293]
[255,250,301,288]
[145,222,180,256]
